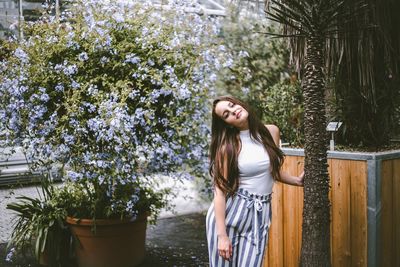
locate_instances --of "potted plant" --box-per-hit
[52,180,168,267]
[6,179,71,266]
[0,1,222,266]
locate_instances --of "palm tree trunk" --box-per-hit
[300,35,331,267]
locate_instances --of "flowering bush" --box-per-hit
[0,0,221,220]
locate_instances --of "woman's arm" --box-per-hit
[279,169,304,186]
[266,124,304,187]
[213,152,233,261]
[214,186,228,237]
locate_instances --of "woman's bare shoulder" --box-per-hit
[264,124,280,145]
[265,124,280,134]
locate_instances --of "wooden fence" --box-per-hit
[263,149,400,267]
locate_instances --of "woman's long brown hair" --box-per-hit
[209,96,285,196]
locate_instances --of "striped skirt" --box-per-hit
[206,188,272,267]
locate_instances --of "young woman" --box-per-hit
[206,96,304,267]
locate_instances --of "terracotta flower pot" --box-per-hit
[66,214,147,267]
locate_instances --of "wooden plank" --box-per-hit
[296,156,304,265]
[330,159,351,267]
[264,155,304,267]
[282,157,301,267]
[393,159,400,267]
[350,160,367,267]
[265,181,284,267]
[380,160,393,267]
[264,155,374,266]
[328,158,334,261]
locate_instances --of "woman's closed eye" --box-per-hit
[223,103,235,118]
[222,102,236,119]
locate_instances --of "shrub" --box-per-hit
[0,0,221,220]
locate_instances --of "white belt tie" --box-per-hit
[238,193,271,255]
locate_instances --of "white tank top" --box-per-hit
[238,129,274,195]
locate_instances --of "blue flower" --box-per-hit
[125,54,140,64]
[78,52,89,61]
[71,80,80,89]
[40,93,50,102]
[55,84,64,92]
[5,247,15,262]
[66,171,82,182]
[14,48,29,64]
[63,64,78,76]
[100,56,109,65]
[112,13,124,23]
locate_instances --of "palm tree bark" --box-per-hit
[300,35,331,266]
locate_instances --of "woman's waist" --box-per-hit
[239,176,273,195]
[236,186,273,199]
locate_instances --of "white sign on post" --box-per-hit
[326,122,343,132]
[326,122,343,151]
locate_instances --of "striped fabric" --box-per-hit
[206,188,272,267]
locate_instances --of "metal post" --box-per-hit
[367,157,380,267]
[55,0,60,21]
[18,0,24,40]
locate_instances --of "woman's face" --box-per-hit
[214,100,249,130]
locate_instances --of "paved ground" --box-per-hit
[0,212,210,267]
[0,185,42,243]
[140,212,209,267]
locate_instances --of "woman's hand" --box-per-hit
[279,170,304,187]
[297,171,304,186]
[218,235,232,261]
